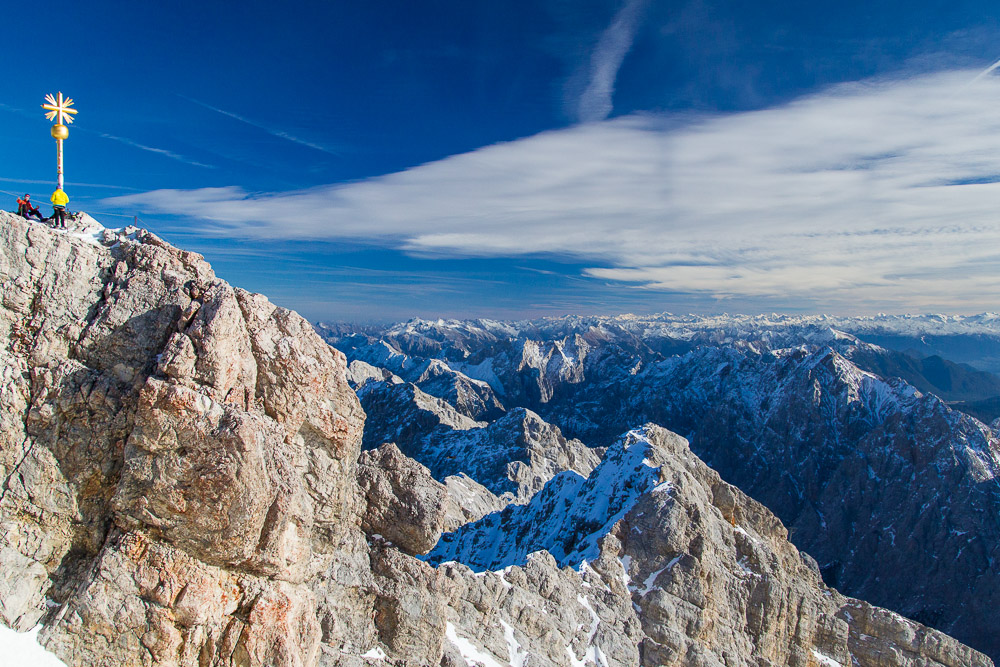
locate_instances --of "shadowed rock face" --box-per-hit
[0,213,991,667]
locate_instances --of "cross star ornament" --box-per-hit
[42,92,78,125]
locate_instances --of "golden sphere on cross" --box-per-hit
[51,124,69,140]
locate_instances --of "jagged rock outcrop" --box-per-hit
[0,213,991,667]
[360,379,601,501]
[425,427,661,570]
[357,380,485,450]
[412,358,505,421]
[343,340,504,421]
[427,425,992,667]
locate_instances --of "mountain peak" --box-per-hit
[0,212,993,667]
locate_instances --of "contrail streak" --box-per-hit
[181,95,343,157]
[577,0,649,123]
[0,176,139,190]
[969,56,1000,84]
[99,133,216,169]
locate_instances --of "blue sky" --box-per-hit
[5,1,1000,322]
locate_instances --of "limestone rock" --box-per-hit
[42,530,323,667]
[357,443,447,555]
[0,214,366,666]
[441,474,507,530]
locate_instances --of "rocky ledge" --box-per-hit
[0,212,991,667]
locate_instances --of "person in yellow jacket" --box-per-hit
[50,188,69,229]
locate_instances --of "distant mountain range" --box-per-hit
[323,313,1000,420]
[321,313,1000,660]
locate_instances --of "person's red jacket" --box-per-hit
[18,197,36,212]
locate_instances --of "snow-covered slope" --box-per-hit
[425,427,662,570]
[0,625,68,667]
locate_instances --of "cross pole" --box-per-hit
[41,92,78,191]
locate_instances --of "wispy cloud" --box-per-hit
[577,0,648,123]
[181,95,342,156]
[108,69,1000,312]
[99,133,216,169]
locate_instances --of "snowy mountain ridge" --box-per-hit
[425,427,664,570]
[328,313,1000,660]
[349,311,1000,344]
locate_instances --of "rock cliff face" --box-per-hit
[0,213,368,665]
[0,212,992,667]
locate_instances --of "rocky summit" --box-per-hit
[0,211,993,667]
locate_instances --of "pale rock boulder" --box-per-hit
[346,360,403,388]
[441,474,507,530]
[357,443,447,555]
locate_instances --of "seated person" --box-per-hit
[17,194,46,221]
